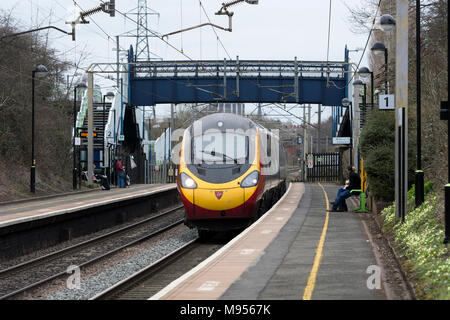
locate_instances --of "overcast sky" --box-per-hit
[1,0,371,123]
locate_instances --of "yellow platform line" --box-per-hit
[302,182,330,300]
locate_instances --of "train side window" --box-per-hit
[245,136,249,163]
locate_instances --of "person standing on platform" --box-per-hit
[116,158,125,188]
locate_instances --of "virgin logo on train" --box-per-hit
[215,191,223,199]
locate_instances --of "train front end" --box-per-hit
[177,113,263,232]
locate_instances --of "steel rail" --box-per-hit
[90,238,198,300]
[0,204,183,276]
[0,208,184,300]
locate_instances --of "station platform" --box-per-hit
[0,184,176,229]
[151,182,386,300]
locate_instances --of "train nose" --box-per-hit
[194,188,245,211]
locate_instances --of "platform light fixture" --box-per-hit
[341,98,353,167]
[30,65,49,193]
[357,67,374,109]
[379,14,396,32]
[73,82,87,190]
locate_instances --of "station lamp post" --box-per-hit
[371,41,389,94]
[30,65,49,193]
[102,91,115,168]
[357,67,374,110]
[353,79,367,127]
[342,98,353,168]
[73,82,87,190]
[414,0,425,208]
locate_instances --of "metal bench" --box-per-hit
[350,189,370,213]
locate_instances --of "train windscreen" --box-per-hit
[192,132,249,165]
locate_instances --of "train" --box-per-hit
[176,113,288,239]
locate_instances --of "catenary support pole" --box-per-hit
[30,71,36,193]
[88,72,94,188]
[415,0,424,208]
[395,0,409,222]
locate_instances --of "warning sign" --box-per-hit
[307,154,314,169]
[80,132,97,138]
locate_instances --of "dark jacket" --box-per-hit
[347,171,361,194]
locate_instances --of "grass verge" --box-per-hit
[380,183,449,299]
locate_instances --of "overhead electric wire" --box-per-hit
[329,0,382,90]
[198,0,232,60]
[326,0,332,86]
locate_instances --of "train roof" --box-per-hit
[190,113,262,132]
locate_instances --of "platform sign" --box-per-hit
[80,132,97,138]
[379,94,395,110]
[307,154,314,168]
[332,137,351,145]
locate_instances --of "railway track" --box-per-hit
[0,205,184,300]
[91,239,223,300]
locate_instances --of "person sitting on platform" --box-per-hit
[328,166,361,212]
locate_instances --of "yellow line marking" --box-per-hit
[302,182,330,300]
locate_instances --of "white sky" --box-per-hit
[1,0,371,124]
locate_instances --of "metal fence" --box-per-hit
[306,152,341,182]
[144,161,178,184]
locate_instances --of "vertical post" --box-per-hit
[223,58,227,99]
[445,182,450,244]
[441,100,450,243]
[116,36,120,92]
[149,109,152,184]
[142,106,146,143]
[87,72,94,188]
[308,104,311,153]
[395,0,409,222]
[170,104,174,162]
[303,104,308,181]
[73,87,77,190]
[294,57,299,103]
[236,55,240,97]
[120,78,124,140]
[370,72,374,109]
[444,0,450,243]
[349,102,353,168]
[385,49,389,94]
[102,96,106,168]
[30,71,36,193]
[164,128,167,184]
[317,104,321,153]
[415,0,424,208]
[445,107,450,243]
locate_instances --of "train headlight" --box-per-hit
[240,171,259,188]
[180,172,197,189]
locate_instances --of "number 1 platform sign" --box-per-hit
[379,94,395,110]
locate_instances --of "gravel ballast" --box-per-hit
[45,228,198,300]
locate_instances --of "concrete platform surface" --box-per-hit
[151,182,386,300]
[0,184,176,228]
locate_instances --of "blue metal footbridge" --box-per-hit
[81,46,351,185]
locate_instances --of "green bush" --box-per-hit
[361,110,395,200]
[382,184,449,299]
[361,109,416,201]
[364,143,395,200]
